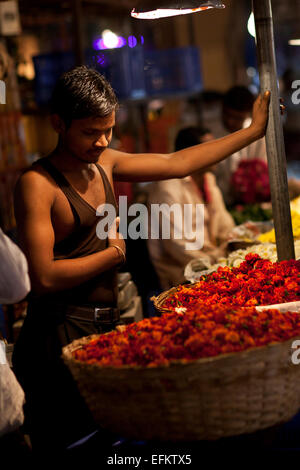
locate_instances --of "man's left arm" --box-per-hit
[110,92,270,182]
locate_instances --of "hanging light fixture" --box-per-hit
[247,12,256,38]
[131,0,225,19]
[288,24,300,46]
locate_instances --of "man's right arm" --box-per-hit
[14,171,124,295]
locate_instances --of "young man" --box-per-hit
[13,66,270,454]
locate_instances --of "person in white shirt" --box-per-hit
[214,86,267,205]
[0,228,30,304]
[0,228,30,439]
[147,127,235,290]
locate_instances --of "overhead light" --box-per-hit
[131,0,225,20]
[102,29,120,49]
[247,12,255,38]
[289,39,300,46]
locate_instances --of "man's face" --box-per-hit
[222,106,251,133]
[59,111,116,164]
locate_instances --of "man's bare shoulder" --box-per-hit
[15,163,56,204]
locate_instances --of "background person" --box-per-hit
[214,86,267,205]
[0,227,30,305]
[0,227,30,459]
[147,127,235,290]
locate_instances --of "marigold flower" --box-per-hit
[225,331,240,343]
[72,305,300,368]
[163,255,300,311]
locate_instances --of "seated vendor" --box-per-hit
[147,127,235,289]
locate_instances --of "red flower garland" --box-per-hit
[72,306,300,368]
[231,159,270,204]
[163,254,300,310]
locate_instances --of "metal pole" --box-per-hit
[252,0,295,261]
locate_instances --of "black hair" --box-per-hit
[175,126,211,151]
[50,66,118,127]
[223,86,255,112]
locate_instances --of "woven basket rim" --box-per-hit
[62,332,300,373]
[152,285,300,314]
[151,284,197,314]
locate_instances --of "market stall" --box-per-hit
[3,1,300,462]
[56,1,300,456]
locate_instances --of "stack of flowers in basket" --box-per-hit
[231,159,270,204]
[72,305,300,367]
[163,253,300,311]
[71,254,300,368]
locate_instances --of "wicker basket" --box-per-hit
[151,285,195,315]
[152,288,300,316]
[62,333,300,441]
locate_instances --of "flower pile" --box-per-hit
[259,210,300,243]
[231,159,270,204]
[72,306,300,367]
[291,196,300,214]
[164,254,300,310]
[215,241,300,269]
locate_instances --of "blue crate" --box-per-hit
[144,46,202,96]
[33,47,146,105]
[33,46,202,106]
[86,46,146,100]
[33,51,76,105]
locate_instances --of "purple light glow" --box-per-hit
[118,37,127,48]
[93,38,103,50]
[92,35,144,50]
[92,36,127,50]
[128,35,138,48]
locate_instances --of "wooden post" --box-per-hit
[252,0,295,261]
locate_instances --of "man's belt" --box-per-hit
[59,304,120,324]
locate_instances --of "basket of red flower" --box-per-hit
[62,306,300,441]
[152,254,300,314]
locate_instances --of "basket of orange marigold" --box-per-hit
[152,254,300,315]
[62,304,300,441]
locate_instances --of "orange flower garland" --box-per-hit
[163,254,300,311]
[72,306,300,368]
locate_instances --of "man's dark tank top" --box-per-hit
[33,157,118,307]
